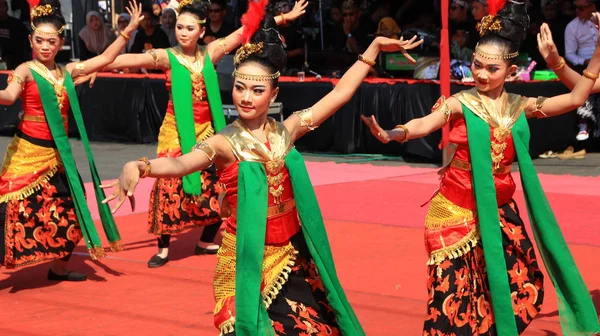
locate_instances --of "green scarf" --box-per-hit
[30,64,121,256]
[167,49,226,196]
[235,148,365,336]
[463,105,600,335]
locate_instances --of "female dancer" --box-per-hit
[101,0,308,268]
[362,1,600,335]
[102,10,423,336]
[0,0,143,280]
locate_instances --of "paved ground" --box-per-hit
[1,136,598,181]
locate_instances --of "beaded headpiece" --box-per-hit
[29,2,66,37]
[475,43,519,60]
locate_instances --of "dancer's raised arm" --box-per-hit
[284,36,423,141]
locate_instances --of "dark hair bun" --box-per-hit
[248,14,287,72]
[493,1,529,47]
[179,0,209,22]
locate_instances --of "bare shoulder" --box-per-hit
[446,96,462,114]
[14,62,32,80]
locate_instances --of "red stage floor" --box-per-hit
[1,162,599,335]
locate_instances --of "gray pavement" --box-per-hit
[1,136,599,182]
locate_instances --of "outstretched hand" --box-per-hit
[125,1,145,32]
[537,23,560,65]
[377,36,424,63]
[73,72,97,87]
[361,115,391,144]
[285,0,308,22]
[100,161,141,214]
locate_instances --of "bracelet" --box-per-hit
[583,69,599,80]
[548,57,565,71]
[218,38,228,54]
[358,54,376,67]
[138,157,151,178]
[394,124,410,143]
[120,31,131,40]
[280,13,287,25]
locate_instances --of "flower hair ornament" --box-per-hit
[27,0,66,37]
[476,0,506,36]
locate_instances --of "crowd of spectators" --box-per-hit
[0,0,599,80]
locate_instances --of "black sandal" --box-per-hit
[147,255,169,268]
[47,269,87,282]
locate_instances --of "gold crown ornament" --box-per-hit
[476,14,502,36]
[233,42,264,64]
[342,0,356,11]
[176,0,207,24]
[30,4,54,18]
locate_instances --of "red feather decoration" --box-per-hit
[487,0,506,16]
[240,0,270,44]
[27,0,41,10]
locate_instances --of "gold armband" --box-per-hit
[194,141,216,163]
[75,61,85,75]
[432,96,452,123]
[120,31,131,40]
[7,71,24,89]
[218,38,228,54]
[147,49,159,68]
[394,124,410,143]
[531,96,548,118]
[294,108,317,131]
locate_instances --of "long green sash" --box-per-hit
[463,105,600,335]
[235,148,365,336]
[167,49,226,196]
[30,65,121,257]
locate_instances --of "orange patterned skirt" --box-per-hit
[147,166,223,236]
[423,201,544,335]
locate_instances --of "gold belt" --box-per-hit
[22,115,48,123]
[230,199,296,219]
[451,158,511,175]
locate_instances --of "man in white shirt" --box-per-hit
[565,0,597,68]
[561,0,598,145]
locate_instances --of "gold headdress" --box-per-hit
[232,43,281,81]
[31,4,54,18]
[233,42,264,65]
[177,0,207,24]
[30,4,66,37]
[476,15,502,36]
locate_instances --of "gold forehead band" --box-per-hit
[233,69,281,81]
[176,16,206,25]
[475,44,518,60]
[31,22,66,37]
